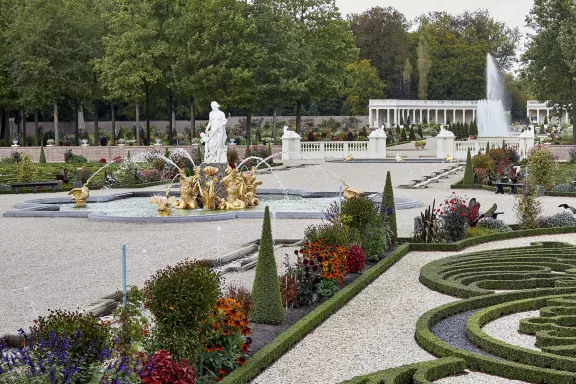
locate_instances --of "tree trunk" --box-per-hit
[246,112,252,145]
[111,103,116,145]
[145,82,150,146]
[190,102,195,140]
[272,107,277,144]
[572,105,576,145]
[295,100,302,133]
[34,110,39,146]
[21,110,26,147]
[136,103,140,145]
[0,108,6,145]
[54,101,59,146]
[168,92,174,143]
[74,103,79,146]
[94,99,99,146]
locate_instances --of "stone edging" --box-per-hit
[2,189,422,222]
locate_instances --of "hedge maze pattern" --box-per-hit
[344,242,576,384]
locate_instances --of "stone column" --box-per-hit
[427,109,430,123]
[412,109,416,123]
[376,109,380,127]
[435,109,438,124]
[453,109,456,123]
[436,129,455,159]
[473,109,476,122]
[281,132,302,161]
[537,110,540,123]
[386,109,390,127]
[368,129,387,159]
[419,109,423,123]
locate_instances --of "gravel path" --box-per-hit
[0,187,319,335]
[255,234,576,384]
[483,311,539,351]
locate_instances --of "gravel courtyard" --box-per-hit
[1,160,576,383]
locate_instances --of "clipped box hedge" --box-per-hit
[415,288,576,383]
[338,357,467,384]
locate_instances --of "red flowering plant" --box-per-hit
[299,239,348,300]
[496,158,512,179]
[140,350,197,384]
[345,245,365,274]
[99,158,107,163]
[197,297,252,382]
[436,192,472,242]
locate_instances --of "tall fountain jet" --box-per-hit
[477,54,508,137]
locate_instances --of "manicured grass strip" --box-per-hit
[415,288,576,383]
[220,243,411,384]
[337,357,467,384]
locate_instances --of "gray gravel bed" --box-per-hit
[431,310,499,359]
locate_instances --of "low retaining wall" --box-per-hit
[0,145,282,163]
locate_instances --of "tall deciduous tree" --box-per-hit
[344,60,386,115]
[282,0,358,132]
[0,0,16,145]
[348,7,410,98]
[521,0,576,143]
[418,10,520,100]
[95,0,165,145]
[416,32,432,100]
[402,58,413,99]
[8,0,100,146]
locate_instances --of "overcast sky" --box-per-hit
[335,0,534,36]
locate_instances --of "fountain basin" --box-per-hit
[4,189,422,223]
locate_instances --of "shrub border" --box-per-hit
[221,243,411,383]
[222,227,576,383]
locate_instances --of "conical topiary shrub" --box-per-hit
[39,145,46,163]
[250,206,284,324]
[485,142,490,154]
[463,148,474,185]
[382,171,397,242]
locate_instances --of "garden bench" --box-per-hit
[494,182,524,195]
[11,181,59,194]
[481,211,504,219]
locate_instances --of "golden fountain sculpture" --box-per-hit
[68,184,90,208]
[150,195,176,216]
[155,164,262,216]
[340,179,364,199]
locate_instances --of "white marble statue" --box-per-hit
[201,101,228,163]
[282,125,300,138]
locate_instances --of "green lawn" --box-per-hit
[0,163,117,187]
[555,163,576,185]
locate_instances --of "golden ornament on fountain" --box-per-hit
[150,196,176,216]
[68,185,90,208]
[340,179,363,199]
[219,166,246,210]
[173,169,200,210]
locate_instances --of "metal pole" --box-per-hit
[338,185,342,225]
[122,244,127,307]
